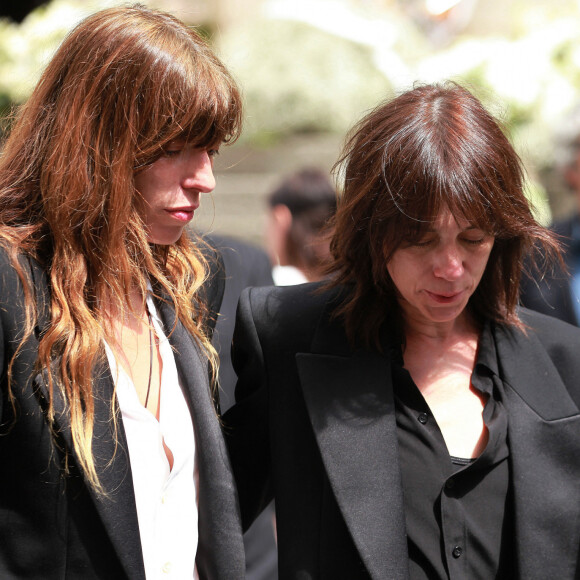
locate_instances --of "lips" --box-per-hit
[165,207,195,222]
[425,290,464,304]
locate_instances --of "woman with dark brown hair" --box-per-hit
[225,82,580,579]
[0,5,244,579]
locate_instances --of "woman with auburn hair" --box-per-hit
[225,82,580,579]
[0,5,244,579]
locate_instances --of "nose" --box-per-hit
[433,244,464,281]
[182,150,216,194]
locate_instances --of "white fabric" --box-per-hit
[272,264,308,286]
[104,294,199,579]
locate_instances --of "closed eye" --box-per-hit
[162,138,186,157]
[410,237,436,248]
[462,237,486,245]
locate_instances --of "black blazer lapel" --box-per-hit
[156,299,245,579]
[297,306,409,580]
[494,324,580,579]
[29,258,145,579]
[33,363,145,579]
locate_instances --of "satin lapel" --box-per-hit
[156,299,245,579]
[296,309,408,580]
[493,325,580,579]
[29,260,145,578]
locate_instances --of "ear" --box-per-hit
[266,204,294,266]
[271,204,293,233]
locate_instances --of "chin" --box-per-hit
[147,237,176,246]
[425,304,467,323]
[146,230,186,245]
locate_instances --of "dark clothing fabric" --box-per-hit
[391,323,514,580]
[520,215,579,326]
[224,282,580,580]
[208,234,275,411]
[0,244,245,579]
[208,234,278,580]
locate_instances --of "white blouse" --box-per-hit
[104,294,199,579]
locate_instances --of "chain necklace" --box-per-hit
[144,304,154,408]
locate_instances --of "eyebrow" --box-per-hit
[425,223,484,233]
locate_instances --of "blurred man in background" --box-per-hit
[265,167,337,285]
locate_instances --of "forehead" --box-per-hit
[431,207,475,230]
[408,206,479,238]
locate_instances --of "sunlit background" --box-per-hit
[2,0,580,245]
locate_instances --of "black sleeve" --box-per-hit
[222,287,273,531]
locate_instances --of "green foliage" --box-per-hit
[220,19,393,145]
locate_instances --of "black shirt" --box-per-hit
[391,323,515,579]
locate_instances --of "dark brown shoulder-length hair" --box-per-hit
[327,81,561,348]
[0,4,242,491]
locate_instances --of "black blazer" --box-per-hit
[208,234,279,580]
[224,283,580,580]
[0,247,245,579]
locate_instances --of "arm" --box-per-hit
[222,287,273,531]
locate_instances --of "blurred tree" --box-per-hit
[0,0,50,23]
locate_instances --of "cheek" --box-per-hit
[476,243,494,274]
[134,160,170,202]
[134,170,153,203]
[386,257,412,296]
[386,260,397,286]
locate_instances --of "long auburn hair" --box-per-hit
[0,4,242,491]
[328,82,561,347]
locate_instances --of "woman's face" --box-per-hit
[134,140,217,245]
[386,207,494,329]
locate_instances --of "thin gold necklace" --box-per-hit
[144,304,154,408]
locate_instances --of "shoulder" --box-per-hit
[518,306,580,348]
[0,245,51,340]
[238,282,345,346]
[0,244,38,302]
[492,307,580,413]
[209,233,268,264]
[241,281,340,319]
[512,307,580,399]
[0,243,16,275]
[551,215,576,238]
[205,234,274,288]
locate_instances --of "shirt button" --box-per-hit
[452,546,463,558]
[417,413,429,424]
[445,478,455,490]
[162,562,172,573]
